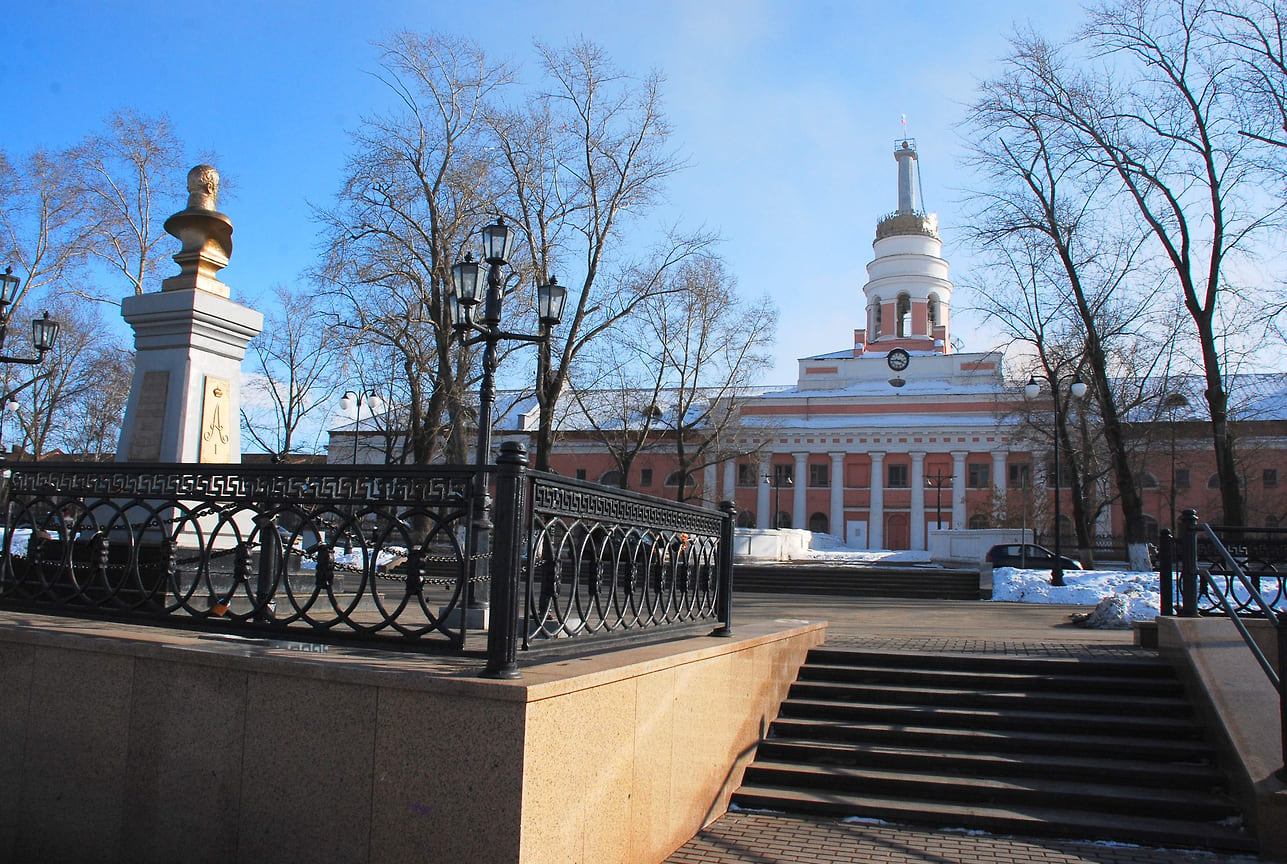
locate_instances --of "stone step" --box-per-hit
[741,760,1240,821]
[778,698,1205,738]
[730,785,1255,854]
[753,739,1226,790]
[787,680,1193,716]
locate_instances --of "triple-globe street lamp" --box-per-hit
[1024,374,1088,587]
[449,217,567,615]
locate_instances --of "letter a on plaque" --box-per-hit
[200,376,233,463]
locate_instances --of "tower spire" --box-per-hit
[895,138,918,215]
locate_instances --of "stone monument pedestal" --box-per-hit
[118,288,262,462]
[116,165,263,463]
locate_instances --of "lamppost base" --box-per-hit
[439,605,491,631]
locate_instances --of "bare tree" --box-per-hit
[73,109,186,300]
[644,258,776,503]
[487,39,715,471]
[996,4,1283,527]
[0,149,95,315]
[241,284,344,457]
[5,298,124,459]
[318,31,510,465]
[964,46,1167,568]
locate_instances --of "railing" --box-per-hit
[0,460,483,648]
[1167,509,1286,779]
[0,448,736,679]
[483,442,734,678]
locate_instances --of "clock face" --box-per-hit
[887,348,910,372]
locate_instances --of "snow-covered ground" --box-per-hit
[989,567,1161,628]
[798,532,932,564]
[801,532,1286,628]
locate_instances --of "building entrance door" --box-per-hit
[886,513,910,550]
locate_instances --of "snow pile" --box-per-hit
[990,567,1161,627]
[298,545,405,571]
[799,533,932,565]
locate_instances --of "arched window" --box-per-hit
[927,293,940,327]
[736,510,756,528]
[1142,514,1159,542]
[599,469,623,487]
[1138,471,1159,489]
[896,293,911,338]
[1208,473,1221,489]
[664,471,694,488]
[775,511,792,529]
[808,512,829,533]
[968,513,990,530]
[871,297,882,338]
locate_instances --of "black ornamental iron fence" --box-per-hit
[1161,510,1286,780]
[483,442,733,678]
[0,446,735,680]
[0,460,482,647]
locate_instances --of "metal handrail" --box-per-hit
[1195,525,1280,690]
[1176,509,1286,780]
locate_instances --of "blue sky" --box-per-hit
[3,0,1090,384]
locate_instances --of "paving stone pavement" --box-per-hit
[664,591,1261,864]
[665,811,1260,864]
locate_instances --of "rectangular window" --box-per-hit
[1266,469,1279,488]
[772,463,793,486]
[640,468,653,486]
[1008,463,1031,488]
[1175,468,1190,489]
[968,463,991,489]
[887,464,909,488]
[737,463,756,487]
[575,469,586,481]
[809,463,829,487]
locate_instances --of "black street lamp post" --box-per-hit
[449,217,567,620]
[0,267,59,366]
[339,390,382,465]
[1025,374,1087,587]
[925,469,952,531]
[762,469,793,529]
[1164,392,1189,534]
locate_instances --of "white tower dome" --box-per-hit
[856,139,953,355]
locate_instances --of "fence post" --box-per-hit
[1180,509,1199,618]
[1278,610,1287,782]
[711,501,736,637]
[1159,528,1173,617]
[483,442,527,679]
[254,515,279,623]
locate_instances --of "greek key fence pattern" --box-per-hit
[0,462,484,647]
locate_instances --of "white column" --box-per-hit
[868,451,885,550]
[992,450,1008,497]
[703,462,717,507]
[951,450,968,529]
[756,452,771,529]
[910,451,926,551]
[722,459,736,505]
[792,451,809,530]
[829,451,846,540]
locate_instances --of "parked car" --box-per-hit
[984,543,1082,571]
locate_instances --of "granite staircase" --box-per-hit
[732,647,1255,854]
